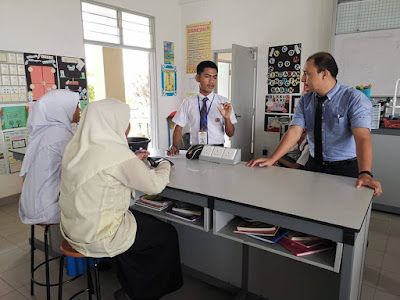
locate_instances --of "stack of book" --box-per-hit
[233,219,288,244]
[165,202,203,222]
[135,195,173,211]
[279,231,333,257]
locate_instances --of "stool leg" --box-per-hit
[93,259,101,300]
[30,225,35,296]
[58,255,65,300]
[86,258,93,300]
[44,226,51,300]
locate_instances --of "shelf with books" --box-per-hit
[132,199,211,232]
[213,210,343,273]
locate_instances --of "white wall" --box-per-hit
[0,0,182,198]
[0,0,85,198]
[179,0,335,157]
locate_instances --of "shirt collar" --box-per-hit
[326,81,340,100]
[314,81,340,101]
[198,92,214,101]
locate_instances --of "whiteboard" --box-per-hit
[332,28,400,96]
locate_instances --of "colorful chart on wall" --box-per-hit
[3,128,28,173]
[161,64,177,96]
[164,41,175,65]
[264,114,281,132]
[24,53,58,101]
[267,43,301,94]
[0,51,27,103]
[0,105,29,130]
[264,114,291,133]
[57,56,87,100]
[186,21,212,73]
[265,94,291,114]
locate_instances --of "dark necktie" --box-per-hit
[200,97,208,131]
[314,95,328,163]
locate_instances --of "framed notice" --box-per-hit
[186,21,212,73]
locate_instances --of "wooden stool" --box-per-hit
[58,240,101,300]
[31,224,61,300]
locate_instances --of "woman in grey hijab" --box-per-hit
[19,89,80,224]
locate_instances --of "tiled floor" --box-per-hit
[1,194,400,300]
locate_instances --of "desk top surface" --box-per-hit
[155,150,373,231]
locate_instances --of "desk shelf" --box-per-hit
[132,203,211,232]
[213,210,343,273]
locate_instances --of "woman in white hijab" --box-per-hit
[59,99,182,300]
[19,89,80,224]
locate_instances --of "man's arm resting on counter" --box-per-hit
[247,125,303,167]
[167,125,182,155]
[353,127,382,196]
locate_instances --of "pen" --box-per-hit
[135,147,144,153]
[337,114,340,124]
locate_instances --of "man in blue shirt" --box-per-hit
[247,52,382,196]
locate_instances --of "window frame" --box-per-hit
[81,0,159,147]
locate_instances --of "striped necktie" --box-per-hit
[200,97,208,131]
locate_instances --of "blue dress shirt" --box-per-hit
[291,82,372,161]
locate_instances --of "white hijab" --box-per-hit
[20,90,79,176]
[61,99,134,192]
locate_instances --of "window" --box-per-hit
[336,0,400,34]
[82,1,155,139]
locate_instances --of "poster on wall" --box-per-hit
[24,53,58,101]
[57,56,88,100]
[267,43,301,94]
[0,51,27,103]
[264,114,281,132]
[0,105,29,130]
[265,94,291,114]
[161,64,177,96]
[164,41,175,65]
[186,21,212,74]
[3,129,28,173]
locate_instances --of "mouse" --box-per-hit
[147,156,174,168]
[186,144,204,160]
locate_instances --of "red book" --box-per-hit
[279,236,333,257]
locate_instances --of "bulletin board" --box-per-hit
[24,53,58,101]
[333,28,400,96]
[57,56,88,100]
[0,51,27,102]
[267,43,302,94]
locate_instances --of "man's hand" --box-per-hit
[246,157,276,168]
[167,145,179,156]
[356,174,382,197]
[217,102,232,119]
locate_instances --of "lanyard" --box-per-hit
[197,94,215,120]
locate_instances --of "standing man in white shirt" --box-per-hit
[167,60,237,155]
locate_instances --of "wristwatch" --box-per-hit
[359,170,373,178]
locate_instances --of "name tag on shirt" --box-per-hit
[198,131,207,144]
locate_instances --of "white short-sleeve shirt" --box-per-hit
[172,92,237,145]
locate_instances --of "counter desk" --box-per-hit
[132,150,374,300]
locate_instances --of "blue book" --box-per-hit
[245,228,289,244]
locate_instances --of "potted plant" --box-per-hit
[355,84,372,99]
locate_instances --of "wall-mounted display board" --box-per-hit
[57,56,87,100]
[267,43,302,94]
[24,53,58,101]
[0,51,27,103]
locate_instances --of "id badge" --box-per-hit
[198,131,208,145]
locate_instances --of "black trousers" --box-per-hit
[305,156,358,178]
[114,210,183,300]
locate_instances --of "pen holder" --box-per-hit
[359,88,371,99]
